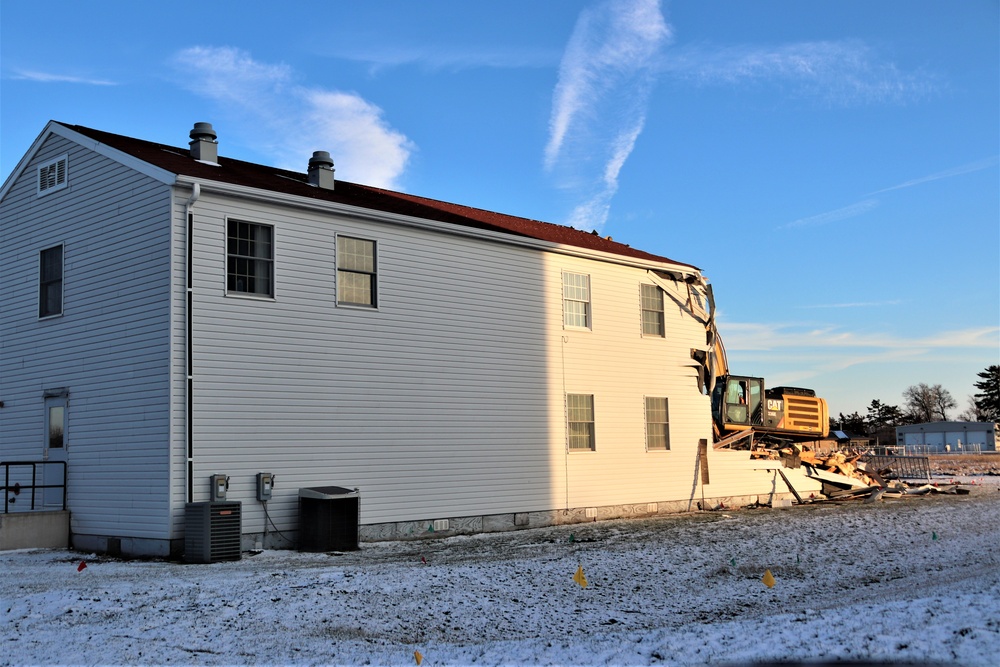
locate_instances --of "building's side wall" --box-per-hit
[185,190,793,542]
[186,192,553,540]
[0,134,173,551]
[896,422,998,452]
[552,255,798,511]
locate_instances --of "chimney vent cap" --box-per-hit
[190,122,218,142]
[309,151,334,169]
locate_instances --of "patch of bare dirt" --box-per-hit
[929,453,1000,476]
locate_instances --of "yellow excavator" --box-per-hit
[645,269,828,446]
[696,283,829,445]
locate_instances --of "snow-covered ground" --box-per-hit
[3,481,999,666]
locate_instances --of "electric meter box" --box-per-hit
[256,472,273,501]
[210,474,229,501]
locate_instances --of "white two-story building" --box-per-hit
[0,121,803,556]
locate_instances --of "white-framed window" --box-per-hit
[227,220,274,297]
[38,244,64,318]
[337,236,377,307]
[645,397,670,450]
[641,284,664,336]
[37,155,68,196]
[563,272,591,328]
[567,393,596,451]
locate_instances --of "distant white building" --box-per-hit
[895,421,999,453]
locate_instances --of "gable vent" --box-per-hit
[38,156,67,195]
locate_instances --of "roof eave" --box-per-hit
[175,174,702,276]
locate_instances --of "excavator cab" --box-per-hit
[712,375,764,433]
[712,374,830,441]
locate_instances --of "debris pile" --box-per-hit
[750,443,972,504]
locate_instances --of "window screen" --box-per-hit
[568,394,596,450]
[563,272,591,328]
[337,236,377,307]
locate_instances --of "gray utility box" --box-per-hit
[298,486,360,552]
[184,501,242,563]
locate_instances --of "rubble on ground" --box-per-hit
[748,443,977,505]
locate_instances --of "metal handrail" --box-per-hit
[1,461,67,513]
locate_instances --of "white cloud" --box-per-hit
[662,40,939,105]
[717,320,999,397]
[868,156,999,195]
[719,321,998,352]
[545,0,670,231]
[11,69,116,86]
[171,46,413,189]
[779,199,879,230]
[330,45,557,73]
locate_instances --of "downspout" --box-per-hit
[184,183,200,503]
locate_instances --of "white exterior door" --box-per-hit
[43,395,68,508]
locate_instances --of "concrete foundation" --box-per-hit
[23,492,795,558]
[71,533,179,559]
[0,511,70,550]
[355,494,780,542]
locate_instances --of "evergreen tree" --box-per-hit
[973,365,1000,422]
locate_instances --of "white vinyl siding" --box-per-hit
[186,191,554,529]
[184,198,792,531]
[563,272,590,328]
[0,132,174,544]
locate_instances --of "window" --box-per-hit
[227,220,273,297]
[39,245,63,318]
[641,284,664,336]
[563,272,591,328]
[37,155,67,195]
[337,236,377,307]
[645,397,670,450]
[48,405,65,450]
[567,394,596,450]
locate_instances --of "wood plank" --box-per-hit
[827,485,881,499]
[803,465,868,489]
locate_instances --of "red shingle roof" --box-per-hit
[61,122,694,269]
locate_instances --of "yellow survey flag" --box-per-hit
[762,569,775,588]
[573,564,588,588]
[414,650,423,665]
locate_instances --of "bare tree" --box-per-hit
[957,396,983,422]
[902,383,956,422]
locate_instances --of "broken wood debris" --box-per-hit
[747,444,974,506]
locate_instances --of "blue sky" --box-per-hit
[2,0,997,418]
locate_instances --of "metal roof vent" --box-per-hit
[308,151,335,190]
[189,122,218,163]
